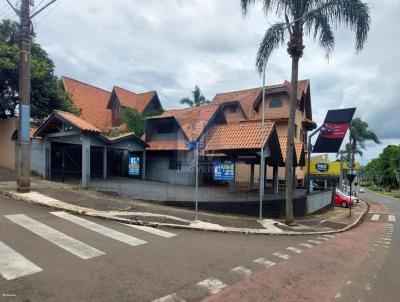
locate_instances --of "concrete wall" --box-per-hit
[306,190,334,215]
[0,118,17,170]
[30,139,47,178]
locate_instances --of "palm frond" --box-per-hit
[256,22,287,74]
[305,11,335,59]
[241,0,289,17]
[317,0,371,52]
[180,97,193,107]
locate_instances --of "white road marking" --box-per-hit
[377,241,391,245]
[152,293,186,302]
[119,223,176,238]
[346,280,354,285]
[273,251,290,260]
[299,243,314,249]
[197,278,227,294]
[308,240,322,245]
[380,238,392,241]
[5,214,104,260]
[334,293,342,299]
[253,258,276,268]
[316,237,329,241]
[366,283,371,291]
[286,247,302,254]
[323,235,335,238]
[388,215,396,222]
[371,214,380,221]
[0,241,42,280]
[231,266,252,278]
[51,212,147,247]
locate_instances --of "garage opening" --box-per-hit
[50,142,82,183]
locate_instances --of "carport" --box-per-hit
[33,110,148,188]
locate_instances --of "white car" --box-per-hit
[359,187,365,193]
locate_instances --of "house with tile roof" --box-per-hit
[210,80,316,187]
[61,76,163,132]
[23,77,163,188]
[144,102,283,186]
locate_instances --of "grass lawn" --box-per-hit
[367,187,400,200]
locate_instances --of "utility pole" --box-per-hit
[8,0,58,192]
[16,0,32,193]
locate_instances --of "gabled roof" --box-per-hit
[149,104,222,141]
[100,132,148,147]
[55,111,100,132]
[33,110,101,138]
[109,86,157,113]
[212,87,262,119]
[278,137,304,166]
[204,121,275,151]
[61,76,112,132]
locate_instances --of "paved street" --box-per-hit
[0,190,398,302]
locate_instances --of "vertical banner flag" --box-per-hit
[313,108,356,153]
[128,156,140,176]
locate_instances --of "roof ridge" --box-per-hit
[114,85,156,96]
[61,76,111,93]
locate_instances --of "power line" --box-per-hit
[36,0,60,24]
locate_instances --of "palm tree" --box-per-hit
[241,0,370,225]
[337,117,380,161]
[180,86,210,107]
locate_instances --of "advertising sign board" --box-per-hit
[213,162,235,181]
[128,156,140,176]
[313,108,356,153]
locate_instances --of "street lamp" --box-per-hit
[259,62,266,221]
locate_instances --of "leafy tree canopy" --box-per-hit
[122,108,164,137]
[363,145,400,188]
[180,86,210,107]
[0,19,78,121]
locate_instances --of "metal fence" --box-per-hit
[89,155,305,204]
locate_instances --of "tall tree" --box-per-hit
[122,108,164,137]
[180,86,210,107]
[241,0,371,225]
[0,19,77,121]
[337,117,380,161]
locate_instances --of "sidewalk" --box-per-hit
[0,170,368,235]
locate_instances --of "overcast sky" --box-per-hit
[2,0,399,164]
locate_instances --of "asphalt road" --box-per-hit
[0,191,398,302]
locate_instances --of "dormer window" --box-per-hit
[229,104,238,113]
[269,97,282,108]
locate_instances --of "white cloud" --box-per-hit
[29,0,399,162]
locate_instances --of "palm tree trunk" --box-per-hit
[284,55,300,225]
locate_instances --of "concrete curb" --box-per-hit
[1,190,369,236]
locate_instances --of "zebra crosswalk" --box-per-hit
[0,212,177,281]
[367,213,397,223]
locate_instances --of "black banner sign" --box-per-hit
[313,108,356,153]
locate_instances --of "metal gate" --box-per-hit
[50,142,82,183]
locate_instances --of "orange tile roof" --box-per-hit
[55,110,101,133]
[150,104,220,141]
[211,80,309,122]
[146,140,189,151]
[279,137,288,162]
[212,87,261,119]
[62,76,112,132]
[284,79,309,101]
[113,86,156,113]
[205,121,275,151]
[295,142,304,163]
[278,137,304,164]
